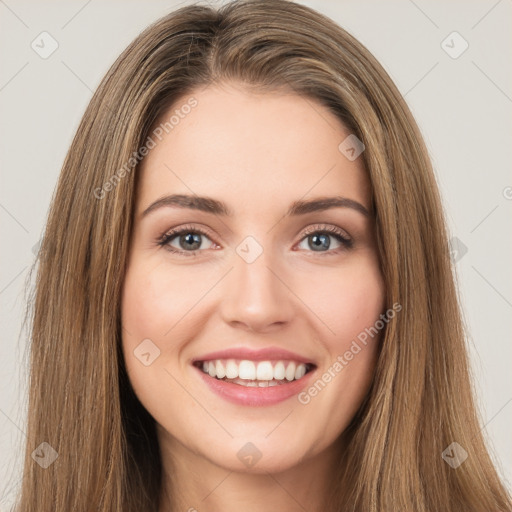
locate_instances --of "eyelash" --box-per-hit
[157,223,353,258]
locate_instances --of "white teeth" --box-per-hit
[239,360,256,380]
[295,364,306,380]
[285,362,296,381]
[215,360,226,379]
[256,361,274,380]
[225,359,238,379]
[273,361,285,380]
[197,358,310,383]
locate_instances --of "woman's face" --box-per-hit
[121,82,385,474]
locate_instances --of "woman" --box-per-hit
[16,0,512,510]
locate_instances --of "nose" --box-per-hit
[219,245,295,334]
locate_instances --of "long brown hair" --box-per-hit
[15,1,512,510]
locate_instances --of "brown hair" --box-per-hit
[15,0,512,510]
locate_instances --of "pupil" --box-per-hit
[310,233,329,251]
[181,233,201,250]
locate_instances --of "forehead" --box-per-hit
[137,82,371,213]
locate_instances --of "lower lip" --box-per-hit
[194,365,316,406]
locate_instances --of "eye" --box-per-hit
[157,223,353,257]
[157,224,216,257]
[296,224,353,255]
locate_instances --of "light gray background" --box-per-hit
[1,0,511,508]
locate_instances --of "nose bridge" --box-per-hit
[220,237,294,331]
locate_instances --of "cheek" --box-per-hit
[293,262,385,433]
[302,256,385,347]
[120,260,187,413]
[121,258,208,342]
[120,256,217,400]
[120,260,178,380]
[121,269,164,344]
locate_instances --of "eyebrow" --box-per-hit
[140,194,370,219]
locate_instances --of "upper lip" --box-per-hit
[192,346,316,365]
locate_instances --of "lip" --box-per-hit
[193,363,317,407]
[192,346,315,365]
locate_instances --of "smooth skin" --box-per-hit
[121,81,386,512]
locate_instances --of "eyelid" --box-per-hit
[158,223,216,244]
[301,223,351,241]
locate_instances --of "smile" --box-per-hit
[194,359,315,386]
[192,357,317,406]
